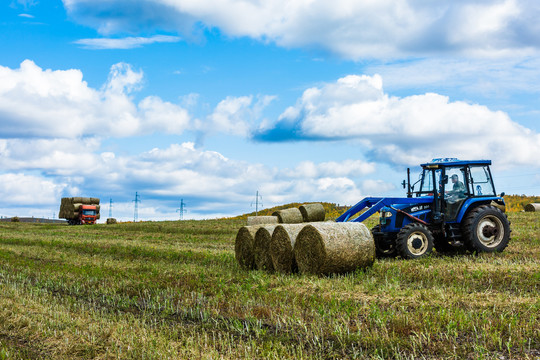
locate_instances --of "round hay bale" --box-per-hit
[299,203,325,222]
[72,197,83,204]
[247,216,279,226]
[106,218,117,224]
[235,225,263,270]
[294,222,375,275]
[253,225,278,271]
[90,197,100,205]
[524,203,540,212]
[269,224,305,273]
[272,208,303,224]
[490,201,506,213]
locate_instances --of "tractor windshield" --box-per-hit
[418,168,441,196]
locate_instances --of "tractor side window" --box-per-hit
[469,166,495,196]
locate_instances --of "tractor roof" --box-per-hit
[421,158,492,167]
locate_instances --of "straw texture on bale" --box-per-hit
[272,208,303,224]
[106,218,117,224]
[253,225,278,271]
[299,203,325,222]
[235,225,263,270]
[294,222,375,275]
[247,216,279,226]
[525,203,540,212]
[269,224,305,273]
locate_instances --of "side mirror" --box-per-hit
[401,180,406,189]
[500,192,505,197]
[442,175,449,184]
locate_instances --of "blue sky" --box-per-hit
[1,0,540,221]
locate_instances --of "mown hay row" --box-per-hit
[272,208,303,224]
[235,225,264,270]
[269,224,305,273]
[253,225,278,271]
[247,216,279,226]
[294,222,375,275]
[299,203,325,222]
[525,203,540,212]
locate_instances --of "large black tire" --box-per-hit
[372,225,397,258]
[462,205,511,253]
[396,223,434,259]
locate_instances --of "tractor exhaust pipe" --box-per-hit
[407,168,412,198]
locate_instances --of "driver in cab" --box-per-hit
[446,174,466,199]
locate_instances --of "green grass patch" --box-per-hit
[0,214,538,359]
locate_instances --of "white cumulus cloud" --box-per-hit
[62,0,540,59]
[256,74,540,168]
[0,60,191,139]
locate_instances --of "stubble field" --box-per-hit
[0,213,538,359]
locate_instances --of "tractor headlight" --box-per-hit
[384,212,393,218]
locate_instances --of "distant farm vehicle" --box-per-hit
[59,197,100,225]
[337,159,511,259]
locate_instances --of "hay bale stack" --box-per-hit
[294,222,375,275]
[525,203,540,212]
[247,216,279,226]
[272,208,303,224]
[235,225,263,270]
[299,203,325,222]
[106,218,117,224]
[253,225,278,271]
[58,197,100,220]
[269,224,305,273]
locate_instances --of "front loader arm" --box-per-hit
[336,197,433,223]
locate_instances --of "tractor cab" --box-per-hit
[413,158,502,223]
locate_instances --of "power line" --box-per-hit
[108,198,113,218]
[132,192,141,222]
[176,199,187,220]
[251,191,263,216]
[496,172,540,179]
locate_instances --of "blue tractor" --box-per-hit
[336,158,510,259]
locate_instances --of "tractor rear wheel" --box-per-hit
[396,223,434,259]
[371,225,397,258]
[462,205,510,253]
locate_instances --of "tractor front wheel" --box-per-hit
[396,223,434,259]
[462,205,510,253]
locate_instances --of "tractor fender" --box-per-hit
[455,197,501,223]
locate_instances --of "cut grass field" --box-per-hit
[0,214,538,359]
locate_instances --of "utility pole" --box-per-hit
[251,191,263,216]
[133,192,141,222]
[108,198,113,218]
[176,199,187,220]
